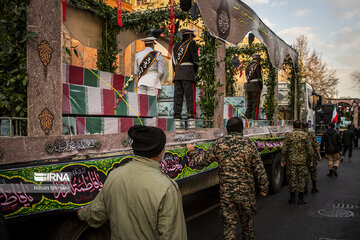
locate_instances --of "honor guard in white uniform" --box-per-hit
[134,37,165,96]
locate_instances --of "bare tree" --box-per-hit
[350,70,360,90]
[293,35,339,99]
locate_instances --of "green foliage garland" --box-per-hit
[284,58,303,119]
[68,0,117,72]
[224,46,239,96]
[197,31,220,122]
[0,0,33,117]
[262,51,277,120]
[69,0,190,73]
[222,43,277,120]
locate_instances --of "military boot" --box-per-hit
[311,180,319,193]
[298,192,307,205]
[326,169,333,177]
[304,183,308,195]
[288,192,296,204]
[333,166,338,177]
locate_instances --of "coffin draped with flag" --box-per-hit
[61,64,176,134]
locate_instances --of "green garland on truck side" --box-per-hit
[197,31,220,124]
[284,57,303,119]
[0,0,34,117]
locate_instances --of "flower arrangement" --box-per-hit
[113,75,135,113]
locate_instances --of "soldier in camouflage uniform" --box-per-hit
[301,122,321,193]
[187,117,268,240]
[281,120,313,205]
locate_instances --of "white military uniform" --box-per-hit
[134,44,165,96]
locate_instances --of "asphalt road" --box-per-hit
[184,148,360,240]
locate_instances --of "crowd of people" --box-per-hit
[79,32,359,239]
[75,118,358,240]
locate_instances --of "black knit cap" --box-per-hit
[128,125,166,158]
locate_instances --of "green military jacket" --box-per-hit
[281,129,313,165]
[301,129,320,161]
[308,131,320,160]
[188,132,269,204]
[80,155,187,240]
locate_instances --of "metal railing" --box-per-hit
[0,117,27,137]
[173,118,293,130]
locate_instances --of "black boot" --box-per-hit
[298,192,307,205]
[304,183,308,195]
[326,169,333,177]
[311,180,319,193]
[288,192,296,204]
[333,166,338,177]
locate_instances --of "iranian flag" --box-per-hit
[331,105,338,123]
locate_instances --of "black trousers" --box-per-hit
[173,80,196,119]
[342,145,353,158]
[245,91,261,120]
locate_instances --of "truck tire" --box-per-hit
[51,213,110,240]
[267,152,283,193]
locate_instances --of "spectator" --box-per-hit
[78,126,187,240]
[351,125,358,148]
[341,124,355,162]
[321,122,342,177]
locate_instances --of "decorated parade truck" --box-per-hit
[0,0,302,239]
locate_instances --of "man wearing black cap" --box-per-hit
[245,54,263,120]
[187,117,268,240]
[78,126,187,240]
[172,29,199,129]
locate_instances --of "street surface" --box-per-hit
[185,148,360,240]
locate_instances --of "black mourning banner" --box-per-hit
[196,0,298,69]
[138,51,157,79]
[173,40,191,70]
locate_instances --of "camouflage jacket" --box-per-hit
[188,132,268,202]
[301,129,320,160]
[281,129,312,165]
[308,131,320,158]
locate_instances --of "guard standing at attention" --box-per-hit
[302,122,321,193]
[245,54,263,120]
[187,117,268,240]
[134,37,165,97]
[281,120,313,205]
[172,29,199,128]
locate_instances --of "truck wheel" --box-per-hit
[267,153,283,193]
[51,213,110,240]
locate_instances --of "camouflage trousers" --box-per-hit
[220,199,256,240]
[325,153,340,169]
[308,159,318,182]
[286,164,309,193]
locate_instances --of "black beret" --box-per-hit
[128,125,166,158]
